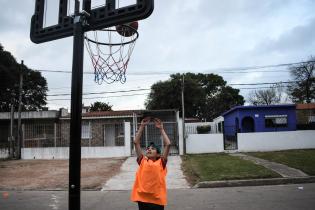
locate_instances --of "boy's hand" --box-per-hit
[140,117,151,127]
[154,118,163,130]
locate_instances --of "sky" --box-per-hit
[1,0,315,111]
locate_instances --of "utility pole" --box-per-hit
[17,60,24,159]
[181,74,186,155]
[9,103,14,158]
[69,0,85,209]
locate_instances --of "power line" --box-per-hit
[229,81,294,86]
[47,88,150,97]
[238,86,289,90]
[47,93,149,101]
[47,84,290,101]
[46,81,295,96]
[33,60,314,75]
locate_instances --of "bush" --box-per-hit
[196,125,211,134]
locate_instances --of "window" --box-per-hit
[81,123,91,139]
[265,115,288,128]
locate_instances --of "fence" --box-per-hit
[223,125,238,150]
[22,122,126,148]
[185,122,214,134]
[131,122,179,155]
[21,122,131,159]
[23,123,61,148]
[296,109,315,130]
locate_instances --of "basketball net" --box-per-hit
[84,24,138,84]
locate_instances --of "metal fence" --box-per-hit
[131,122,179,155]
[0,125,11,149]
[296,110,315,130]
[223,125,238,150]
[185,122,212,134]
[23,123,61,148]
[22,122,126,148]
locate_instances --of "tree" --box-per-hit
[287,57,315,103]
[90,101,113,111]
[145,73,244,121]
[0,44,48,111]
[203,86,244,120]
[248,83,289,105]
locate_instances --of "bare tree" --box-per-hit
[287,57,315,103]
[248,84,288,105]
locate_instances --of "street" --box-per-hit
[1,183,315,210]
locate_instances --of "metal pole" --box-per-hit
[54,123,57,147]
[17,61,24,159]
[22,124,25,148]
[69,1,84,209]
[9,104,14,158]
[181,74,186,154]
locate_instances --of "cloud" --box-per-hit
[1,0,315,110]
[255,18,315,54]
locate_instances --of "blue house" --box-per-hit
[222,104,296,135]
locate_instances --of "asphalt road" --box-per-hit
[1,183,315,210]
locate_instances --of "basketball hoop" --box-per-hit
[84,23,139,84]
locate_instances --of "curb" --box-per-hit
[193,176,315,188]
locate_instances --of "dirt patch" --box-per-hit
[0,158,126,190]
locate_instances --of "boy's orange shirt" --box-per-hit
[131,155,167,206]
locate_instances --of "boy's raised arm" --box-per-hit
[154,118,171,160]
[134,117,150,158]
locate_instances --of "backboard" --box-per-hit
[30,0,154,44]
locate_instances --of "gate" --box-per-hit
[223,125,238,150]
[131,122,179,155]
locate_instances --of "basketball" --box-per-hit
[116,21,139,37]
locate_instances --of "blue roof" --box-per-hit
[222,104,296,116]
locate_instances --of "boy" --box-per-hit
[131,117,171,210]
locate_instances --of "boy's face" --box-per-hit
[146,146,159,158]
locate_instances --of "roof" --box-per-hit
[296,103,315,110]
[222,104,296,116]
[60,109,178,119]
[184,117,201,123]
[82,110,135,117]
[0,110,60,120]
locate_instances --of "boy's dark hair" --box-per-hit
[147,142,161,154]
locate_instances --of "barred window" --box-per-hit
[265,115,288,128]
[81,123,91,139]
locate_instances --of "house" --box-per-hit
[222,104,297,135]
[296,103,315,130]
[0,110,62,149]
[0,108,180,159]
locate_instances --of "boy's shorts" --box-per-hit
[138,201,164,210]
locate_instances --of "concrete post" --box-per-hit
[178,118,184,155]
[124,122,131,156]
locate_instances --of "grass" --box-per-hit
[181,153,281,186]
[247,149,315,176]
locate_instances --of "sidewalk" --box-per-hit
[229,153,309,177]
[101,156,189,191]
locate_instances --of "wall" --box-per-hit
[21,122,131,159]
[186,134,224,154]
[21,147,130,159]
[238,130,315,152]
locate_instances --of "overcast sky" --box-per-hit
[1,0,315,111]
